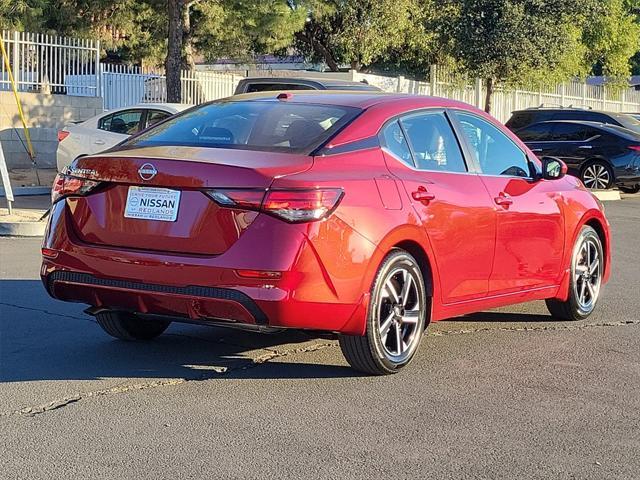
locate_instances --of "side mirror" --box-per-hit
[541,156,567,180]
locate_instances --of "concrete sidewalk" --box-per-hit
[0,194,50,236]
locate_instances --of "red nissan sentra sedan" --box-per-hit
[42,92,611,375]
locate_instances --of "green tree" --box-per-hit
[442,0,589,112]
[0,0,45,30]
[292,0,429,71]
[582,0,640,79]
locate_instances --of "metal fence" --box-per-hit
[0,30,100,95]
[354,67,640,123]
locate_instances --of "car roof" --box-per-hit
[228,90,472,110]
[512,106,616,115]
[239,77,381,91]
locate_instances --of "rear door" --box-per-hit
[381,110,496,304]
[451,111,565,294]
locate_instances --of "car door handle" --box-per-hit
[412,187,435,204]
[529,148,543,152]
[94,139,105,145]
[578,145,593,149]
[494,193,513,207]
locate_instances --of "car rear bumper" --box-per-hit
[41,200,374,335]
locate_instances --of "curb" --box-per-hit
[592,190,621,201]
[0,186,51,197]
[0,221,46,237]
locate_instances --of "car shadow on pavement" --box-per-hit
[0,280,359,384]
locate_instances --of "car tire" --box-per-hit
[546,225,604,321]
[619,185,640,194]
[580,160,614,190]
[95,311,171,341]
[339,249,428,375]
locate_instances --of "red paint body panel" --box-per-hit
[42,94,611,335]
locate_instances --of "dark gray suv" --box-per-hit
[506,106,640,135]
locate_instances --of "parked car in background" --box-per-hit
[506,106,640,135]
[514,120,640,192]
[43,92,611,375]
[56,103,190,172]
[233,77,382,94]
[624,112,640,122]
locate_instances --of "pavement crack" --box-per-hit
[1,379,186,418]
[0,301,91,323]
[430,319,640,337]
[251,342,336,364]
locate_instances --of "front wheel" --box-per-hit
[96,311,171,341]
[546,226,603,321]
[339,250,428,375]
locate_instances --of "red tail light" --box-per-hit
[205,188,343,223]
[57,130,70,142]
[628,145,640,152]
[51,173,101,204]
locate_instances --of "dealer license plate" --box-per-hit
[124,186,181,222]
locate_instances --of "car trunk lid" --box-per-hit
[65,146,312,255]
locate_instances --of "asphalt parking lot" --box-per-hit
[1,196,639,480]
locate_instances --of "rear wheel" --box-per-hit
[619,185,640,194]
[581,160,613,190]
[546,226,603,321]
[96,311,171,341]
[339,250,427,375]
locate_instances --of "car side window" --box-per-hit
[99,110,143,135]
[550,123,587,141]
[145,110,171,128]
[380,120,413,166]
[455,112,530,178]
[400,112,467,173]
[515,123,554,142]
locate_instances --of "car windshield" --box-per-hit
[122,100,360,153]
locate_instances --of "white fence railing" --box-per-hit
[0,30,100,96]
[354,67,640,123]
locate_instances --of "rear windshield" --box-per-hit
[608,113,640,134]
[122,100,360,153]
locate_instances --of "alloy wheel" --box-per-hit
[573,236,602,314]
[378,266,422,362]
[582,163,611,190]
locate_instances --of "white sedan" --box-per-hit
[56,103,190,172]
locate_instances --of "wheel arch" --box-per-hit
[392,239,434,299]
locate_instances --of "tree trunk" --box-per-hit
[484,77,494,113]
[165,0,183,103]
[181,1,195,70]
[294,31,339,72]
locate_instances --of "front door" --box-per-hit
[380,110,496,304]
[452,111,565,294]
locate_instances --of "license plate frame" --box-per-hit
[124,186,181,222]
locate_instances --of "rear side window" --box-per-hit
[145,110,171,128]
[245,83,316,93]
[550,123,588,141]
[124,101,360,153]
[99,110,143,135]
[400,112,466,173]
[381,121,412,165]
